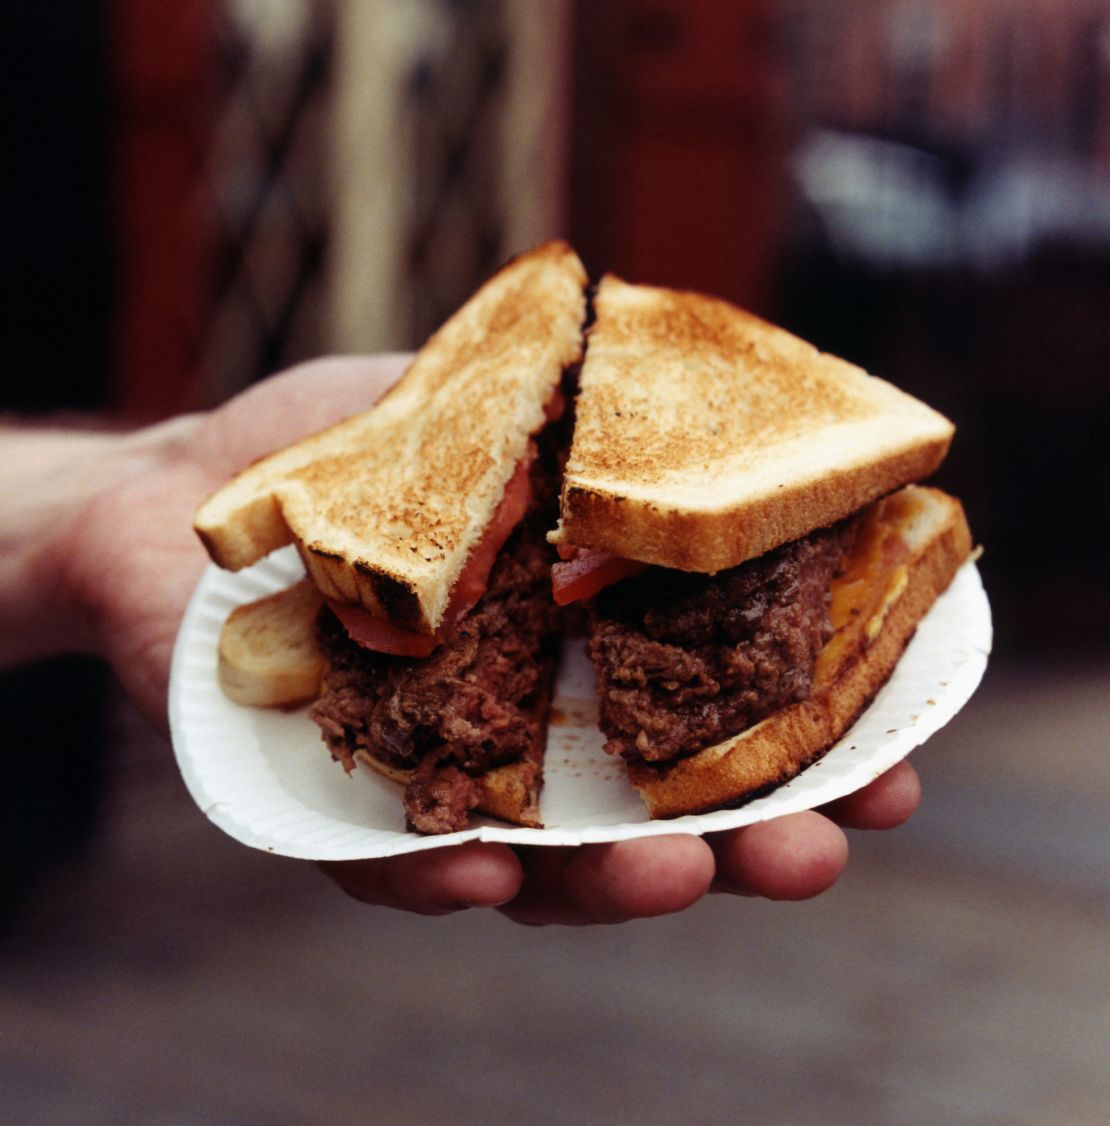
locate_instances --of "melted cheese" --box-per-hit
[813,495,916,686]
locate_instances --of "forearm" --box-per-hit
[0,414,201,671]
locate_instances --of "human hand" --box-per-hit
[23,353,920,924]
[35,355,413,725]
[326,758,921,923]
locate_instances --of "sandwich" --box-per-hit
[194,241,589,833]
[195,246,973,833]
[548,275,972,817]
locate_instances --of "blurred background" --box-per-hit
[2,1,1107,1122]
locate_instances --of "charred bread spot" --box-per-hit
[364,567,423,631]
[561,484,619,527]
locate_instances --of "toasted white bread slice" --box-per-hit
[217,579,326,708]
[195,241,587,635]
[558,276,955,573]
[627,486,972,818]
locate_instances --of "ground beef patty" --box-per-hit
[587,522,855,765]
[311,520,559,833]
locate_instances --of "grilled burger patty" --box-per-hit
[311,505,560,833]
[587,521,856,765]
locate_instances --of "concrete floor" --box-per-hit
[2,653,1108,1126]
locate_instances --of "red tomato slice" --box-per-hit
[326,599,439,658]
[330,451,536,657]
[440,451,534,627]
[551,549,647,606]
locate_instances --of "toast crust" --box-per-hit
[560,277,954,572]
[627,487,972,818]
[195,241,587,634]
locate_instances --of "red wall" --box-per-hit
[570,0,787,313]
[109,0,216,417]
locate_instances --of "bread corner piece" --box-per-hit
[560,276,955,572]
[217,578,325,708]
[628,486,972,819]
[194,241,587,635]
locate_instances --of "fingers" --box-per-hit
[820,759,922,830]
[708,811,849,900]
[323,835,716,925]
[499,835,716,926]
[319,762,920,921]
[320,841,523,916]
[705,762,921,901]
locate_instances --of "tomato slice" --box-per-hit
[440,451,534,627]
[326,599,439,658]
[330,451,536,657]
[551,549,647,606]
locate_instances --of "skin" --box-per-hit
[1,354,921,925]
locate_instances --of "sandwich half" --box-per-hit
[195,241,588,832]
[551,275,972,816]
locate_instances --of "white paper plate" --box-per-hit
[169,548,992,859]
